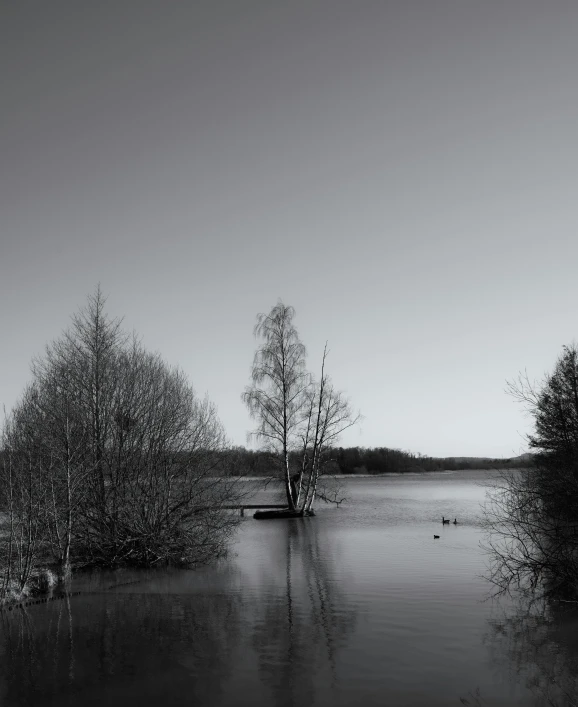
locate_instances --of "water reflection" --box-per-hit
[0,519,357,707]
[0,586,244,706]
[5,473,569,706]
[250,519,357,707]
[484,598,578,706]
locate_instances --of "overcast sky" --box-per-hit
[1,1,577,458]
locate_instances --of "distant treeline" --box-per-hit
[223,446,531,476]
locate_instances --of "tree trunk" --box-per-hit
[284,446,295,510]
[59,553,72,584]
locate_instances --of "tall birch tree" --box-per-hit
[242,302,309,510]
[243,305,361,514]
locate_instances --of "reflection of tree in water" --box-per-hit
[0,588,243,706]
[251,519,358,707]
[484,598,578,706]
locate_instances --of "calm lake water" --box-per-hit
[1,470,577,706]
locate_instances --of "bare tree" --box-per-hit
[1,287,242,587]
[483,344,578,600]
[242,301,310,510]
[62,285,126,531]
[0,387,50,595]
[24,357,94,582]
[299,344,361,514]
[242,303,361,515]
[482,467,578,598]
[81,341,241,566]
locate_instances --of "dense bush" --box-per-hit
[0,289,241,598]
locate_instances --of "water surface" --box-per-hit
[1,471,577,706]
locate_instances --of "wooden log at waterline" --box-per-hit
[253,508,315,520]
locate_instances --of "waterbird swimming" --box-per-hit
[453,518,458,524]
[442,517,450,524]
[434,535,440,539]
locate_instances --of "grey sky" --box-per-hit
[2,1,577,457]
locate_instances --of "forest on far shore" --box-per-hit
[223,446,531,477]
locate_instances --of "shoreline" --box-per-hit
[235,468,510,481]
